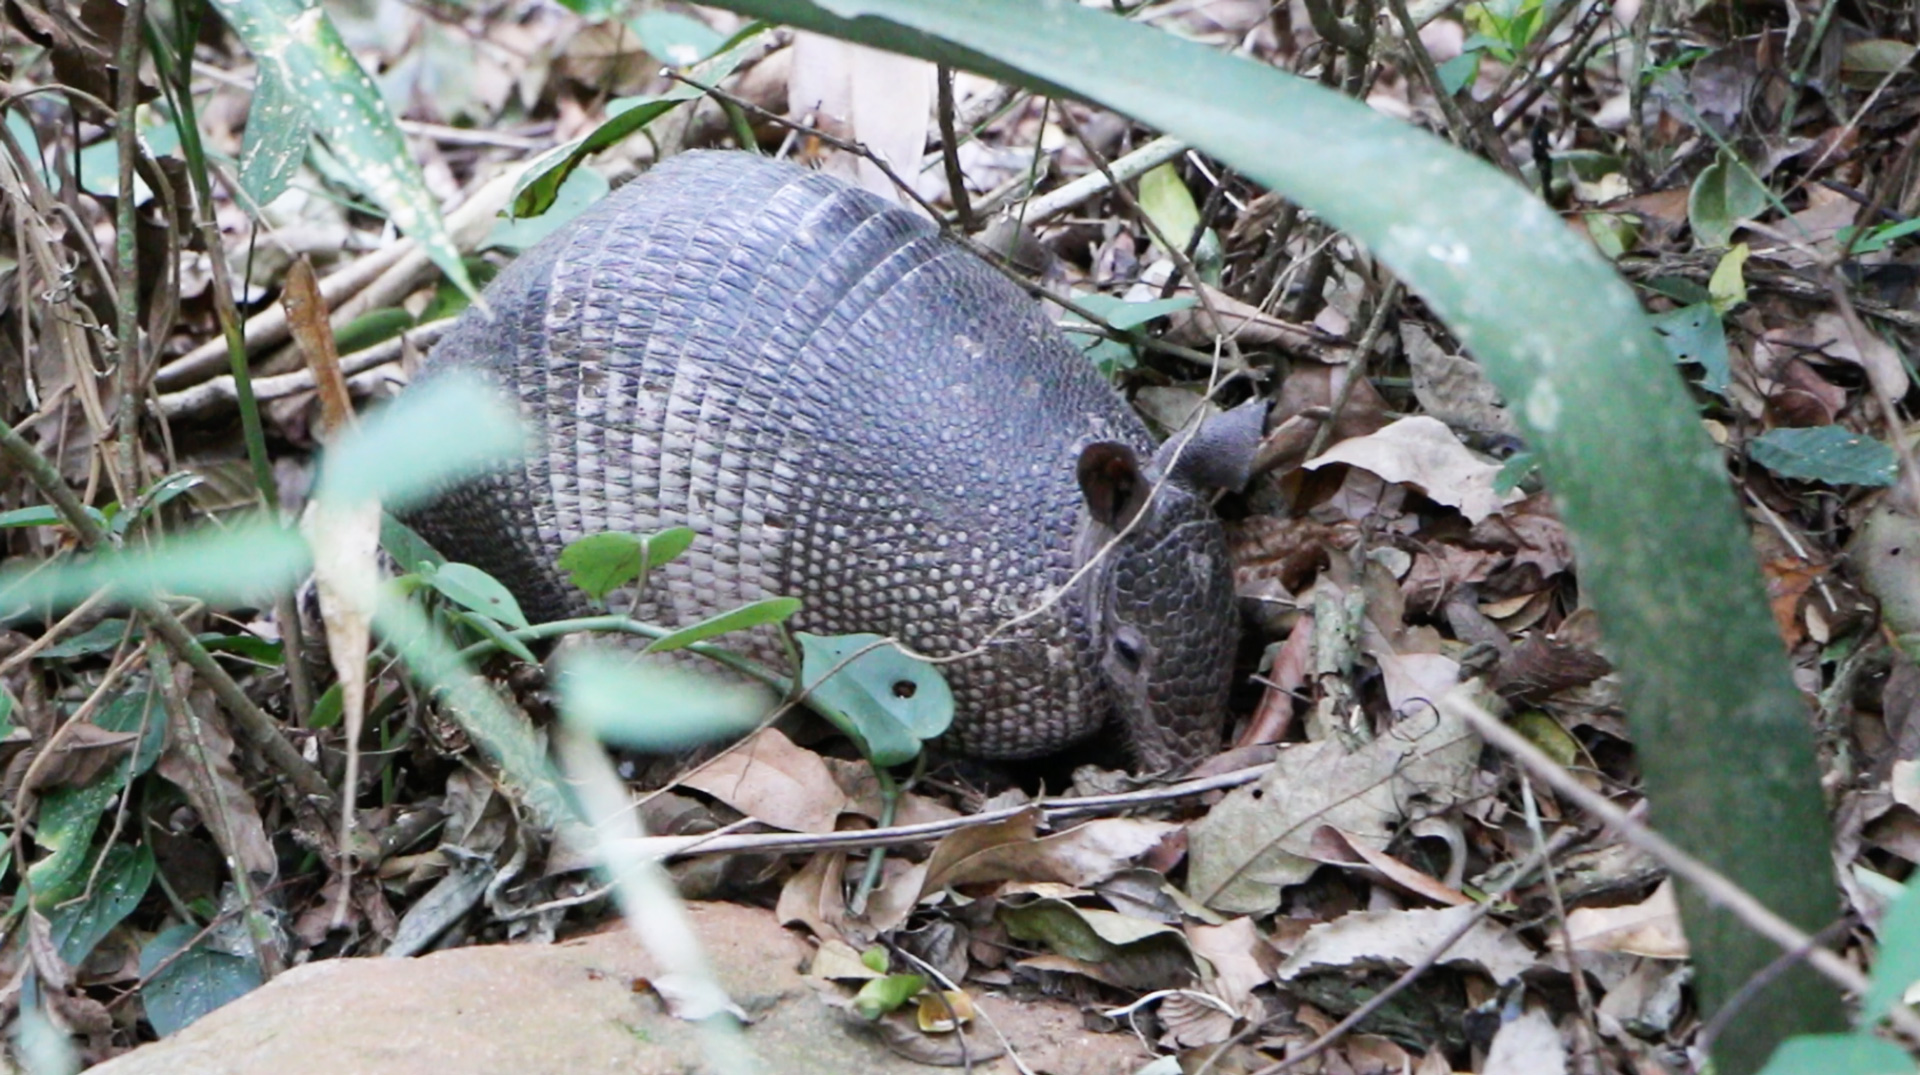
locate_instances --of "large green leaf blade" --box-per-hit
[700,2,1844,1068]
[208,0,478,299]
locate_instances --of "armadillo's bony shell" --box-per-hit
[414,151,1235,765]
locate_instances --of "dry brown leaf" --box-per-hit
[1305,416,1512,523]
[677,727,850,834]
[1275,904,1536,985]
[1187,705,1481,914]
[1185,917,1280,1012]
[917,809,1177,895]
[1403,322,1516,437]
[1304,826,1471,906]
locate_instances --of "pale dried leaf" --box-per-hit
[1403,323,1516,436]
[1187,706,1480,914]
[1483,1008,1568,1075]
[1555,878,1689,958]
[1185,917,1278,1011]
[1276,904,1536,984]
[1305,416,1511,523]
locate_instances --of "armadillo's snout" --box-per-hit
[1100,516,1239,771]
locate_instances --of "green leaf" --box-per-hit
[38,619,136,660]
[559,532,645,600]
[333,308,415,355]
[317,374,524,507]
[1648,303,1730,397]
[0,505,63,528]
[1862,881,1920,1025]
[237,65,309,206]
[1709,242,1750,312]
[1840,215,1920,256]
[310,682,344,729]
[48,844,155,966]
[795,632,952,767]
[1756,1034,1914,1075]
[483,166,609,254]
[557,528,696,601]
[195,632,285,663]
[551,0,617,19]
[380,515,447,576]
[1073,293,1196,333]
[631,9,726,64]
[426,562,530,630]
[860,946,890,973]
[0,503,108,530]
[450,610,538,663]
[1137,161,1200,259]
[556,647,768,750]
[1435,51,1480,95]
[1689,150,1769,249]
[645,597,802,654]
[1749,426,1898,487]
[140,923,265,1036]
[28,685,167,905]
[852,974,925,1020]
[509,25,769,218]
[0,521,310,611]
[206,0,478,300]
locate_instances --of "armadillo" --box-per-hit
[413,151,1259,769]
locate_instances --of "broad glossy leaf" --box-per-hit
[795,632,952,767]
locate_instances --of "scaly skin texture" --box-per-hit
[413,151,1237,768]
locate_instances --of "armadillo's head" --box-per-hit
[1074,400,1266,771]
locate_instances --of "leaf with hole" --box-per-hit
[1648,303,1729,397]
[795,632,952,767]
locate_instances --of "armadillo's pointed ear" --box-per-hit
[1078,442,1152,530]
[1155,397,1270,493]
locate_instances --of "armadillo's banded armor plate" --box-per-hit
[417,151,1166,759]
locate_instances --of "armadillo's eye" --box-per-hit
[1112,628,1144,671]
